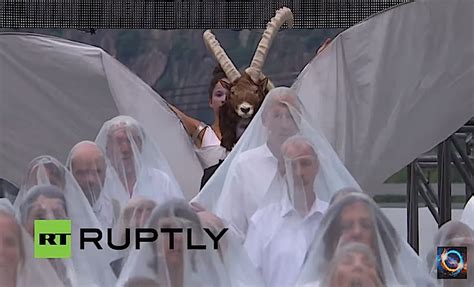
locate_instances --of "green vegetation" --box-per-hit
[385,167,465,183]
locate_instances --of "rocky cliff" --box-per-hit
[2,28,341,121]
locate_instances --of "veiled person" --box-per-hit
[0,198,64,287]
[196,208,265,286]
[110,197,159,277]
[244,135,329,286]
[95,116,184,209]
[426,220,473,287]
[66,141,115,228]
[192,87,359,242]
[14,156,117,286]
[315,242,384,287]
[117,199,233,287]
[296,192,433,286]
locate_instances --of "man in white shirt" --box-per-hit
[215,89,301,240]
[96,116,184,210]
[244,135,329,287]
[68,140,115,228]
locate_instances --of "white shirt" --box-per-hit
[133,168,184,202]
[105,167,184,209]
[215,144,278,240]
[244,195,329,287]
[202,127,221,147]
[195,127,228,169]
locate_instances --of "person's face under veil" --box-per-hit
[96,115,185,204]
[324,243,383,287]
[117,200,231,287]
[106,124,143,187]
[15,157,116,287]
[262,91,301,156]
[20,185,68,236]
[296,192,433,286]
[338,199,375,250]
[67,141,107,207]
[280,136,320,216]
[0,199,66,287]
[427,221,474,287]
[121,197,158,230]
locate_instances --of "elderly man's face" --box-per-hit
[283,143,319,187]
[71,154,106,205]
[107,127,143,172]
[330,250,380,287]
[25,195,67,236]
[0,214,21,280]
[264,102,299,141]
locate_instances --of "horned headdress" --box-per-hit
[203,7,294,93]
[202,7,294,151]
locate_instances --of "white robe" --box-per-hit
[215,144,278,240]
[244,197,328,287]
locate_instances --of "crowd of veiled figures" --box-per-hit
[1,67,473,287]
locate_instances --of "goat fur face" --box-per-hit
[220,73,268,119]
[218,72,269,151]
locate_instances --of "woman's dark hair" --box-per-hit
[208,65,228,100]
[329,187,360,206]
[147,200,203,273]
[25,157,66,190]
[19,185,68,224]
[148,199,202,237]
[318,193,401,285]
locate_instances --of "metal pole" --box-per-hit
[466,133,473,204]
[407,162,419,253]
[438,141,452,227]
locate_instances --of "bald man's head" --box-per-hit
[69,141,106,206]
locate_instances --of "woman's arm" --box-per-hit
[168,104,208,148]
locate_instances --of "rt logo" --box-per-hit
[34,220,72,258]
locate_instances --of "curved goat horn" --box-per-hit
[246,7,294,82]
[203,30,241,83]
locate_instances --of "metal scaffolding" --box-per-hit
[406,118,474,253]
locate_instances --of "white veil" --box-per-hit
[192,87,360,240]
[291,0,474,196]
[65,141,116,228]
[116,199,233,287]
[109,197,159,278]
[13,156,117,286]
[425,220,474,287]
[95,115,185,210]
[296,192,434,286]
[0,198,64,287]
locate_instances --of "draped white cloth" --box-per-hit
[116,199,258,287]
[193,88,360,244]
[292,0,474,195]
[296,192,434,286]
[13,156,117,286]
[0,198,65,287]
[95,115,185,211]
[0,32,202,200]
